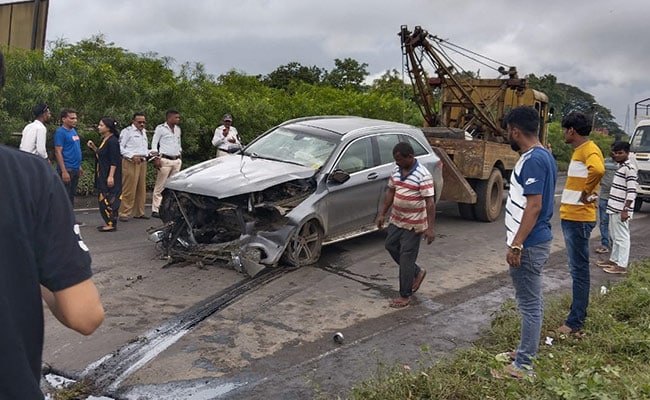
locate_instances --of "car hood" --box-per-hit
[164,155,318,198]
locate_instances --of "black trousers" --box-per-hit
[98,187,121,227]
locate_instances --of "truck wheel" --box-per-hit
[473,168,504,222]
[458,203,476,220]
[634,199,643,212]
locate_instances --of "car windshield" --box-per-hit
[631,125,650,152]
[244,127,338,168]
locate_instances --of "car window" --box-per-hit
[336,138,373,174]
[245,127,337,168]
[402,135,429,156]
[631,125,650,152]
[377,134,402,165]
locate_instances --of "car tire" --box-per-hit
[282,219,323,267]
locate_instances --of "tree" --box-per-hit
[527,73,623,137]
[262,62,324,90]
[323,58,369,91]
[369,69,409,98]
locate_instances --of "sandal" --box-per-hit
[595,246,609,254]
[495,351,516,363]
[412,269,427,293]
[603,265,627,274]
[389,297,410,308]
[97,226,116,232]
[491,363,534,380]
[550,324,585,339]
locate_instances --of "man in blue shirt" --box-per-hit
[54,109,83,208]
[497,106,557,379]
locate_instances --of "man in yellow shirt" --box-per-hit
[557,112,605,337]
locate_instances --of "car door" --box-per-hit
[325,137,384,238]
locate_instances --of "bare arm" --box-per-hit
[507,194,542,267]
[54,146,70,183]
[107,165,116,187]
[424,196,436,244]
[41,279,104,335]
[376,187,395,229]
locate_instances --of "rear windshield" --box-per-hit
[631,125,650,152]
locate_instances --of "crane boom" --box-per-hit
[399,25,546,143]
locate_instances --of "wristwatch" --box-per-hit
[509,245,523,255]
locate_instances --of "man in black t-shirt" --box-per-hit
[0,145,105,399]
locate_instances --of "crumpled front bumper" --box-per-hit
[147,222,296,277]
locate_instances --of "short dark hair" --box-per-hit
[392,142,414,158]
[611,140,630,153]
[504,106,540,137]
[60,109,77,119]
[166,109,179,118]
[132,112,145,120]
[562,112,592,136]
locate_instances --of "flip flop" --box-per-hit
[389,297,410,308]
[97,226,116,232]
[549,325,585,339]
[412,269,427,293]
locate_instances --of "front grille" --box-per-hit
[638,170,650,185]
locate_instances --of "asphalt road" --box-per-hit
[42,179,650,399]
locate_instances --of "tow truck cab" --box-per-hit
[630,119,650,211]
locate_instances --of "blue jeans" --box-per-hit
[385,224,422,298]
[510,240,551,369]
[561,219,596,330]
[598,198,609,247]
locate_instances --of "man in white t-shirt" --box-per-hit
[19,103,51,160]
[212,113,241,157]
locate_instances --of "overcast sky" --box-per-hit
[46,0,649,132]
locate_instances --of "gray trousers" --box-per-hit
[385,224,422,298]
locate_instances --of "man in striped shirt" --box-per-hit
[599,141,637,274]
[557,112,605,338]
[376,142,436,308]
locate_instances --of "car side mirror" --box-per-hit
[328,169,350,184]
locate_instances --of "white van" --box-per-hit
[630,119,650,211]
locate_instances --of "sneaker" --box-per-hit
[603,265,627,274]
[595,246,609,254]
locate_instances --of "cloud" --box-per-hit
[46,0,649,131]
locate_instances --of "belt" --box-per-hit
[123,155,148,161]
[161,154,181,160]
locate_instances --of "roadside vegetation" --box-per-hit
[342,259,650,400]
[1,36,622,194]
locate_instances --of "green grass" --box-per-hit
[344,259,650,400]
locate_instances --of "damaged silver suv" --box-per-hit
[149,116,443,276]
